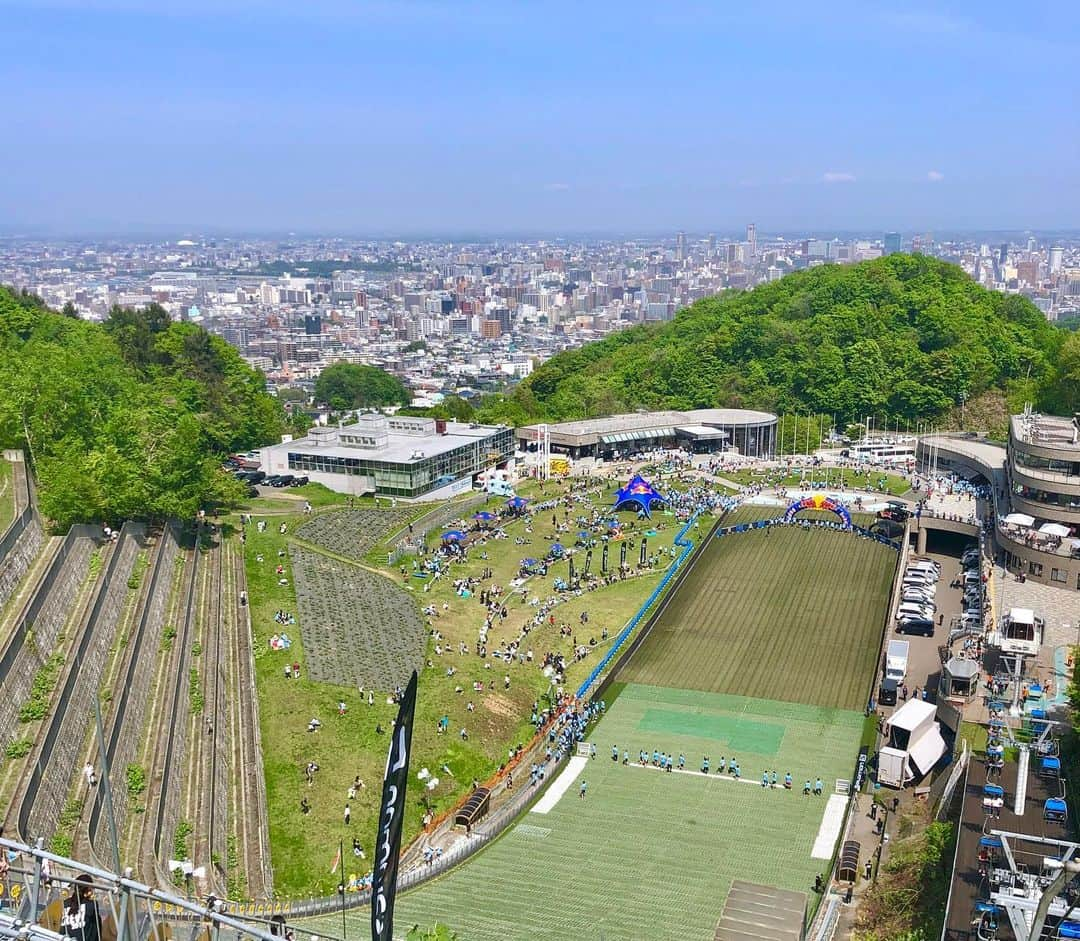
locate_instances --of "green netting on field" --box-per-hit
[304,684,863,941]
[638,707,785,754]
[616,518,896,711]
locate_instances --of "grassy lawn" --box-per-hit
[721,465,912,496]
[296,496,894,938]
[0,460,14,534]
[959,720,988,756]
[237,476,720,897]
[304,685,866,941]
[618,506,898,711]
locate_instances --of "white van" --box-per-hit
[907,562,939,579]
[903,591,936,605]
[897,602,935,620]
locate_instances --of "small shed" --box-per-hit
[837,840,862,883]
[454,787,491,832]
[941,657,980,700]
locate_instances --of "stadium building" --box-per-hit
[260,413,515,499]
[918,412,1080,591]
[517,408,778,460]
[1001,412,1080,590]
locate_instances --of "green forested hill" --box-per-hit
[511,255,1078,425]
[0,288,282,526]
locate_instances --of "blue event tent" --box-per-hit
[613,475,665,518]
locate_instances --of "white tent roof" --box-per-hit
[908,725,948,776]
[1004,512,1035,527]
[886,698,936,732]
[1038,522,1072,537]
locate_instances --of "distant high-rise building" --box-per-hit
[746,223,757,257]
[883,232,902,255]
[1049,246,1064,274]
[676,231,687,262]
[999,243,1009,265]
[303,314,321,335]
[707,233,716,257]
[1027,237,1038,253]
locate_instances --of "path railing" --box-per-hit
[575,510,703,701]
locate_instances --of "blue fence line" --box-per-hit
[576,510,701,701]
[714,516,901,552]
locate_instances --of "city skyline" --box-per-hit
[2,0,1077,233]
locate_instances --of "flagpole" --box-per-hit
[339,839,347,941]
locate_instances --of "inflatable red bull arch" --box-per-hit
[782,493,852,529]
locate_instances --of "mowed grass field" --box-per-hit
[299,504,893,940]
[618,505,898,710]
[305,684,866,941]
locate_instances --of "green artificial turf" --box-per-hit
[618,506,897,710]
[302,684,865,941]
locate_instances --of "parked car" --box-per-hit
[271,474,296,488]
[897,617,935,636]
[292,475,309,486]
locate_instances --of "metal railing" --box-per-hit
[0,836,283,941]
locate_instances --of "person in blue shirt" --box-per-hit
[771,770,778,788]
[784,772,793,789]
[612,744,618,762]
[579,779,587,799]
[678,753,685,770]
[702,756,710,774]
[761,771,769,788]
[623,749,629,765]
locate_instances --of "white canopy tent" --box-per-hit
[908,726,948,776]
[1038,522,1072,538]
[1004,512,1036,527]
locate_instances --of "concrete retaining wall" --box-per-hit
[19,523,145,842]
[89,525,180,864]
[0,527,98,751]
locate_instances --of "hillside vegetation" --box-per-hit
[512,255,1077,428]
[0,288,282,527]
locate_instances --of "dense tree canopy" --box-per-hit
[511,255,1067,426]
[314,361,410,411]
[397,394,476,422]
[0,289,283,527]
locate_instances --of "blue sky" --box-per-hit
[1,0,1077,235]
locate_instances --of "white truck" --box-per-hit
[878,639,910,706]
[877,699,948,788]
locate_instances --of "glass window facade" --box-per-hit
[1014,484,1080,512]
[1013,448,1080,478]
[287,427,514,498]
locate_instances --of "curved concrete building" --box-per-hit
[918,413,1080,592]
[517,408,778,461]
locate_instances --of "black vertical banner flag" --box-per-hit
[601,542,608,573]
[620,542,627,567]
[371,670,418,941]
[640,537,648,566]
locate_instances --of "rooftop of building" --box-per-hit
[518,407,777,439]
[267,415,509,465]
[1011,413,1080,452]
